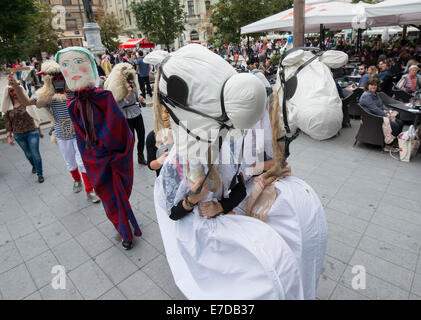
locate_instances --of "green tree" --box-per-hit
[25,1,63,59]
[131,0,186,50]
[209,0,293,45]
[0,0,37,62]
[97,10,123,51]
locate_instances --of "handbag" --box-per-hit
[398,125,420,162]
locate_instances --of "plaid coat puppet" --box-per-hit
[67,87,142,242]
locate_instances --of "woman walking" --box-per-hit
[2,82,45,183]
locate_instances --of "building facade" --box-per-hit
[176,0,216,49]
[105,0,142,40]
[45,0,217,49]
[44,0,103,48]
[104,0,217,48]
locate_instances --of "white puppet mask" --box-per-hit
[145,44,266,164]
[56,49,97,91]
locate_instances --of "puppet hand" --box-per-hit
[188,176,209,205]
[277,163,292,180]
[199,201,223,218]
[8,74,19,88]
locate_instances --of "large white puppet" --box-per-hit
[146,44,327,300]
[242,67,329,300]
[279,47,348,140]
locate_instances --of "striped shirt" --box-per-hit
[33,95,75,140]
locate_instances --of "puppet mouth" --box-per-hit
[72,75,82,80]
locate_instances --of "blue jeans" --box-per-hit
[27,83,32,97]
[14,130,43,176]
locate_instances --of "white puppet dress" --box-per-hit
[154,145,304,300]
[146,44,304,299]
[237,71,328,300]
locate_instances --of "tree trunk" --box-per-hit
[293,0,305,47]
[402,25,408,40]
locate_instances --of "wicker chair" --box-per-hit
[392,88,412,103]
[354,104,385,149]
[378,91,415,123]
[344,88,364,119]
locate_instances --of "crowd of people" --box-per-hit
[1,31,420,299]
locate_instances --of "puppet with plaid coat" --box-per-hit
[56,47,142,250]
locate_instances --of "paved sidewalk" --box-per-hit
[0,104,421,299]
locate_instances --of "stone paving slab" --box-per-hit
[1,95,421,300]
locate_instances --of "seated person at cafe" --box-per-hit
[397,65,421,93]
[359,78,404,152]
[367,65,379,79]
[347,64,370,90]
[378,60,394,96]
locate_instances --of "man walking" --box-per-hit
[136,51,152,98]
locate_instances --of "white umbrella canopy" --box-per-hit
[241,1,371,34]
[365,0,421,27]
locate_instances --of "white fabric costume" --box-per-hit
[148,44,327,300]
[281,49,348,140]
[155,147,304,300]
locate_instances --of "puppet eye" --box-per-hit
[75,59,83,64]
[62,62,68,67]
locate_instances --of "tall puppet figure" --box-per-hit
[56,47,142,250]
[8,61,100,202]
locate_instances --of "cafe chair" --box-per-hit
[378,91,415,123]
[354,104,385,150]
[392,88,412,103]
[345,88,364,119]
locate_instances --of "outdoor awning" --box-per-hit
[365,0,421,27]
[241,1,372,34]
[119,38,155,49]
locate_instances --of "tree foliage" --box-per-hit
[209,0,293,45]
[0,0,38,61]
[97,9,123,51]
[0,0,62,62]
[131,0,186,50]
[26,1,62,59]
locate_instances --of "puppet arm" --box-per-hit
[8,74,36,106]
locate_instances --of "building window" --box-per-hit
[119,9,123,19]
[128,14,132,25]
[205,1,210,12]
[62,0,72,5]
[187,0,194,15]
[66,19,77,30]
[190,30,199,41]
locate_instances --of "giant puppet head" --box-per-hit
[275,48,348,141]
[55,46,98,91]
[144,44,267,165]
[104,62,140,102]
[35,60,67,107]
